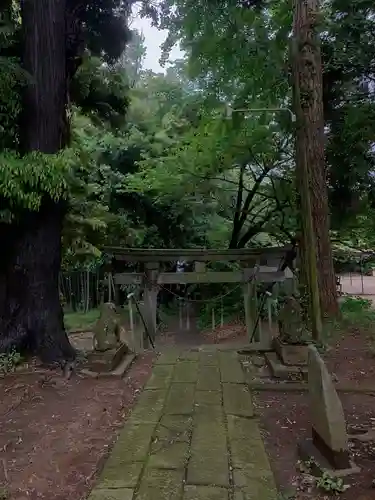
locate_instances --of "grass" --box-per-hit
[339,296,375,324]
[63,304,136,333]
[322,296,375,347]
[64,308,100,332]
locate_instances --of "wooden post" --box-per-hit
[186,302,191,331]
[267,297,273,330]
[243,266,260,343]
[194,261,206,273]
[108,272,112,303]
[179,299,183,329]
[250,281,259,342]
[137,300,146,350]
[243,280,255,342]
[126,296,138,351]
[143,262,159,345]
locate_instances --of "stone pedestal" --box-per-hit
[265,338,308,380]
[273,337,308,366]
[265,351,308,380]
[85,343,129,373]
[298,346,359,476]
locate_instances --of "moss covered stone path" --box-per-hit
[89,348,277,500]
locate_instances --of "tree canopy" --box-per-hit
[1,0,375,359]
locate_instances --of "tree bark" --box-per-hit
[0,202,75,362]
[292,0,339,319]
[0,0,75,363]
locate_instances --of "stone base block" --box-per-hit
[298,438,360,477]
[237,341,273,355]
[86,343,129,373]
[265,352,308,380]
[81,353,136,378]
[273,337,308,366]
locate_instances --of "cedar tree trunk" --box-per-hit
[292,0,339,318]
[0,0,75,363]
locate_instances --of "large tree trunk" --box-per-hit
[292,0,339,319]
[0,0,75,363]
[0,202,75,362]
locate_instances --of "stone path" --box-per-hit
[89,347,277,500]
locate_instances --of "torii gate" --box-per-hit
[104,246,295,347]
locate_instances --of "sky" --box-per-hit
[131,14,183,73]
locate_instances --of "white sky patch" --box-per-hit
[131,14,184,73]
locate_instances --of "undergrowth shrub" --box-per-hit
[0,349,22,376]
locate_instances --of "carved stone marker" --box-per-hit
[278,296,308,345]
[265,296,309,379]
[84,302,132,376]
[92,302,120,352]
[301,345,351,470]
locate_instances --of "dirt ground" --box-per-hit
[2,307,375,500]
[255,328,375,500]
[0,352,154,500]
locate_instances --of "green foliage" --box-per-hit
[139,0,375,255]
[340,296,372,314]
[0,151,71,221]
[0,4,23,149]
[1,0,374,276]
[299,458,349,494]
[0,349,22,376]
[339,296,375,334]
[323,296,375,346]
[82,0,132,63]
[71,56,129,127]
[322,1,375,228]
[0,487,9,500]
[316,471,348,494]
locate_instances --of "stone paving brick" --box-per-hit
[227,415,259,442]
[218,352,244,383]
[233,491,245,500]
[111,423,155,463]
[222,383,253,417]
[164,383,195,415]
[195,390,222,406]
[149,441,189,469]
[154,415,192,443]
[194,403,224,423]
[188,416,229,486]
[90,348,278,500]
[135,468,184,500]
[173,361,199,383]
[183,485,229,500]
[229,430,271,470]
[89,488,134,500]
[199,352,219,366]
[98,461,144,489]
[154,349,182,365]
[179,350,200,361]
[197,365,221,391]
[129,389,167,424]
[145,365,174,389]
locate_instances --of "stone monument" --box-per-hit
[274,295,309,365]
[85,302,131,375]
[298,345,358,473]
[265,296,309,379]
[92,302,121,352]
